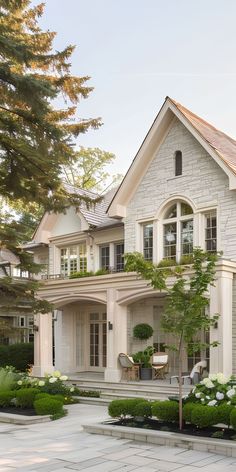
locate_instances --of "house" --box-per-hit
[30,96,236,381]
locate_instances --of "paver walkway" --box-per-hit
[0,404,236,471]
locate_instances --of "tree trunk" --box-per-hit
[178,336,183,430]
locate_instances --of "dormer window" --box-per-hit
[175,150,182,176]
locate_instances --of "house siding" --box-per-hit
[125,119,236,261]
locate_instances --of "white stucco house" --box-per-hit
[30,96,236,381]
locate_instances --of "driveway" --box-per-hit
[0,404,235,471]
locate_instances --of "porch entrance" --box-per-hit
[89,312,107,370]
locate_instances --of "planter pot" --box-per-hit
[140,367,152,380]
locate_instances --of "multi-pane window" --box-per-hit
[163,202,193,261]
[60,244,87,276]
[100,246,110,270]
[205,212,217,252]
[175,150,182,176]
[115,242,124,271]
[143,223,153,261]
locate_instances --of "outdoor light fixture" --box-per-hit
[108,321,113,330]
[33,324,39,332]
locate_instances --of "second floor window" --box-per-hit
[115,242,124,272]
[205,212,217,252]
[163,201,193,261]
[143,223,153,261]
[60,243,87,276]
[100,246,110,270]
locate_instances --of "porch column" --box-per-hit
[32,312,54,377]
[210,270,233,376]
[105,288,128,382]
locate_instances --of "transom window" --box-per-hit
[163,202,193,261]
[60,243,87,276]
[143,223,153,261]
[205,212,217,252]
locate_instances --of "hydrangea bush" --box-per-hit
[16,370,75,396]
[186,373,236,406]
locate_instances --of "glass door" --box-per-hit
[89,313,107,370]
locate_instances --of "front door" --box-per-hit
[89,312,107,370]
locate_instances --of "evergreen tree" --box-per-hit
[0,0,100,316]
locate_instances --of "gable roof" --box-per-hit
[108,97,236,218]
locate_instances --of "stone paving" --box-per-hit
[0,404,236,471]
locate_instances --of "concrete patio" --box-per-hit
[0,404,236,471]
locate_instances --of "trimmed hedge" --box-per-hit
[183,403,198,423]
[0,343,33,371]
[16,388,40,408]
[108,398,145,418]
[191,405,219,428]
[134,401,152,418]
[152,401,179,423]
[230,408,236,430]
[217,403,234,427]
[0,390,16,407]
[34,398,64,416]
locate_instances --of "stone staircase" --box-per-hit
[68,377,192,406]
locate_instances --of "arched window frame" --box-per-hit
[175,150,182,176]
[162,201,194,263]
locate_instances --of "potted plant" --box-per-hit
[132,346,154,380]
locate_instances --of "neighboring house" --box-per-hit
[31,97,236,380]
[0,249,34,345]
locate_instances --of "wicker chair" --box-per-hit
[118,353,140,381]
[152,352,169,379]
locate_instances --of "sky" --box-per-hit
[34,0,236,177]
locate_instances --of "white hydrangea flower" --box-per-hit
[59,375,68,381]
[195,392,201,398]
[216,392,224,400]
[70,387,75,393]
[49,377,57,383]
[53,370,61,378]
[201,398,205,402]
[38,380,45,387]
[204,380,214,389]
[216,373,229,385]
[227,388,236,398]
[209,374,217,381]
[208,400,217,406]
[191,387,196,393]
[17,380,22,385]
[227,401,231,405]
[206,396,210,400]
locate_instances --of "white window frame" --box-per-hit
[162,201,194,263]
[60,243,87,276]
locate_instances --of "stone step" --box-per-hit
[100,392,171,401]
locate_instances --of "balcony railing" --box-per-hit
[41,267,125,281]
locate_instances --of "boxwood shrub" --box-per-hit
[152,401,179,423]
[108,398,145,418]
[191,405,219,428]
[0,343,33,371]
[217,403,234,427]
[34,398,64,416]
[230,408,236,430]
[16,388,40,408]
[182,402,198,423]
[0,390,16,407]
[134,401,152,418]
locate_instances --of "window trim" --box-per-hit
[162,201,194,262]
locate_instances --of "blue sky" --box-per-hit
[35,0,236,175]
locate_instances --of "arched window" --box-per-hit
[163,201,193,261]
[175,150,182,176]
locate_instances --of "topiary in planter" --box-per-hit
[34,397,64,416]
[191,405,219,428]
[152,400,179,423]
[133,324,153,340]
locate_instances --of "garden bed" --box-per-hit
[0,407,36,416]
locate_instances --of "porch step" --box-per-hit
[100,392,173,401]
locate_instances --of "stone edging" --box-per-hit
[0,412,51,425]
[82,421,236,458]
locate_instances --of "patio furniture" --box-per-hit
[118,353,140,381]
[170,360,207,385]
[152,352,169,379]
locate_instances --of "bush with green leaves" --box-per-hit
[134,401,152,418]
[132,346,155,368]
[186,373,236,407]
[217,403,234,427]
[182,403,198,423]
[72,387,100,398]
[133,324,153,340]
[191,405,219,428]
[15,388,40,408]
[152,401,179,423]
[108,398,145,418]
[0,343,33,371]
[0,391,17,407]
[230,408,236,431]
[34,397,64,416]
[0,366,19,392]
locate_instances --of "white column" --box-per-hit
[210,271,233,376]
[32,312,54,377]
[105,288,128,382]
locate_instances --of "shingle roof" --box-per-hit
[64,182,121,228]
[169,97,236,175]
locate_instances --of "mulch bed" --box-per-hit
[111,418,236,441]
[0,407,36,416]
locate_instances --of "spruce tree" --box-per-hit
[0,1,100,316]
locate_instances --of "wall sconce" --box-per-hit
[33,324,39,332]
[214,321,218,329]
[108,321,113,331]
